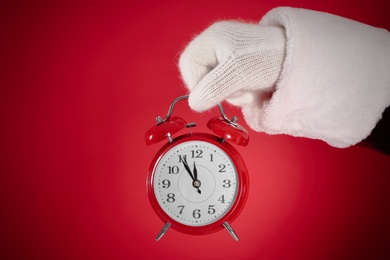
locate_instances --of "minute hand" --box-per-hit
[181,156,195,181]
[180,156,201,194]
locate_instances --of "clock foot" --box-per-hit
[223,222,239,241]
[155,222,171,241]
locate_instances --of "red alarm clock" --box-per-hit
[146,95,249,241]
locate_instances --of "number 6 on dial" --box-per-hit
[146,95,249,241]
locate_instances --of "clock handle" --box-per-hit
[155,222,171,241]
[217,103,238,127]
[156,95,189,125]
[223,222,239,241]
[156,95,238,126]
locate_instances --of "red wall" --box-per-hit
[1,1,389,259]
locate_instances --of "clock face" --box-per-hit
[152,140,238,227]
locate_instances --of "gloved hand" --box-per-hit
[178,21,286,112]
[179,8,390,149]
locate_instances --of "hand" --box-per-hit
[179,21,286,112]
[192,161,201,192]
[193,161,198,181]
[180,156,201,194]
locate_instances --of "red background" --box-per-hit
[1,1,389,259]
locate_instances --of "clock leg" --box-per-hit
[223,222,239,241]
[155,222,171,241]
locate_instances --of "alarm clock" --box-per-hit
[145,95,249,241]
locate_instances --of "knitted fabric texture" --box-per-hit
[179,21,286,111]
[179,7,390,148]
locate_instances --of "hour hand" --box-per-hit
[193,161,198,181]
[193,162,201,194]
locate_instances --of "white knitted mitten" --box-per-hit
[179,21,286,112]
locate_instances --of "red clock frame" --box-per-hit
[147,133,249,236]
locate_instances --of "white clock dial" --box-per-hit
[153,140,238,226]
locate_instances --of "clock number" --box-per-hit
[219,164,226,172]
[178,155,186,163]
[162,179,170,188]
[168,166,179,174]
[208,205,216,214]
[223,179,231,188]
[210,154,214,162]
[167,193,175,203]
[191,149,203,158]
[193,209,201,219]
[218,195,225,204]
[178,205,185,214]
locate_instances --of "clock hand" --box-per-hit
[193,161,198,181]
[192,161,201,194]
[180,156,201,194]
[181,156,195,181]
